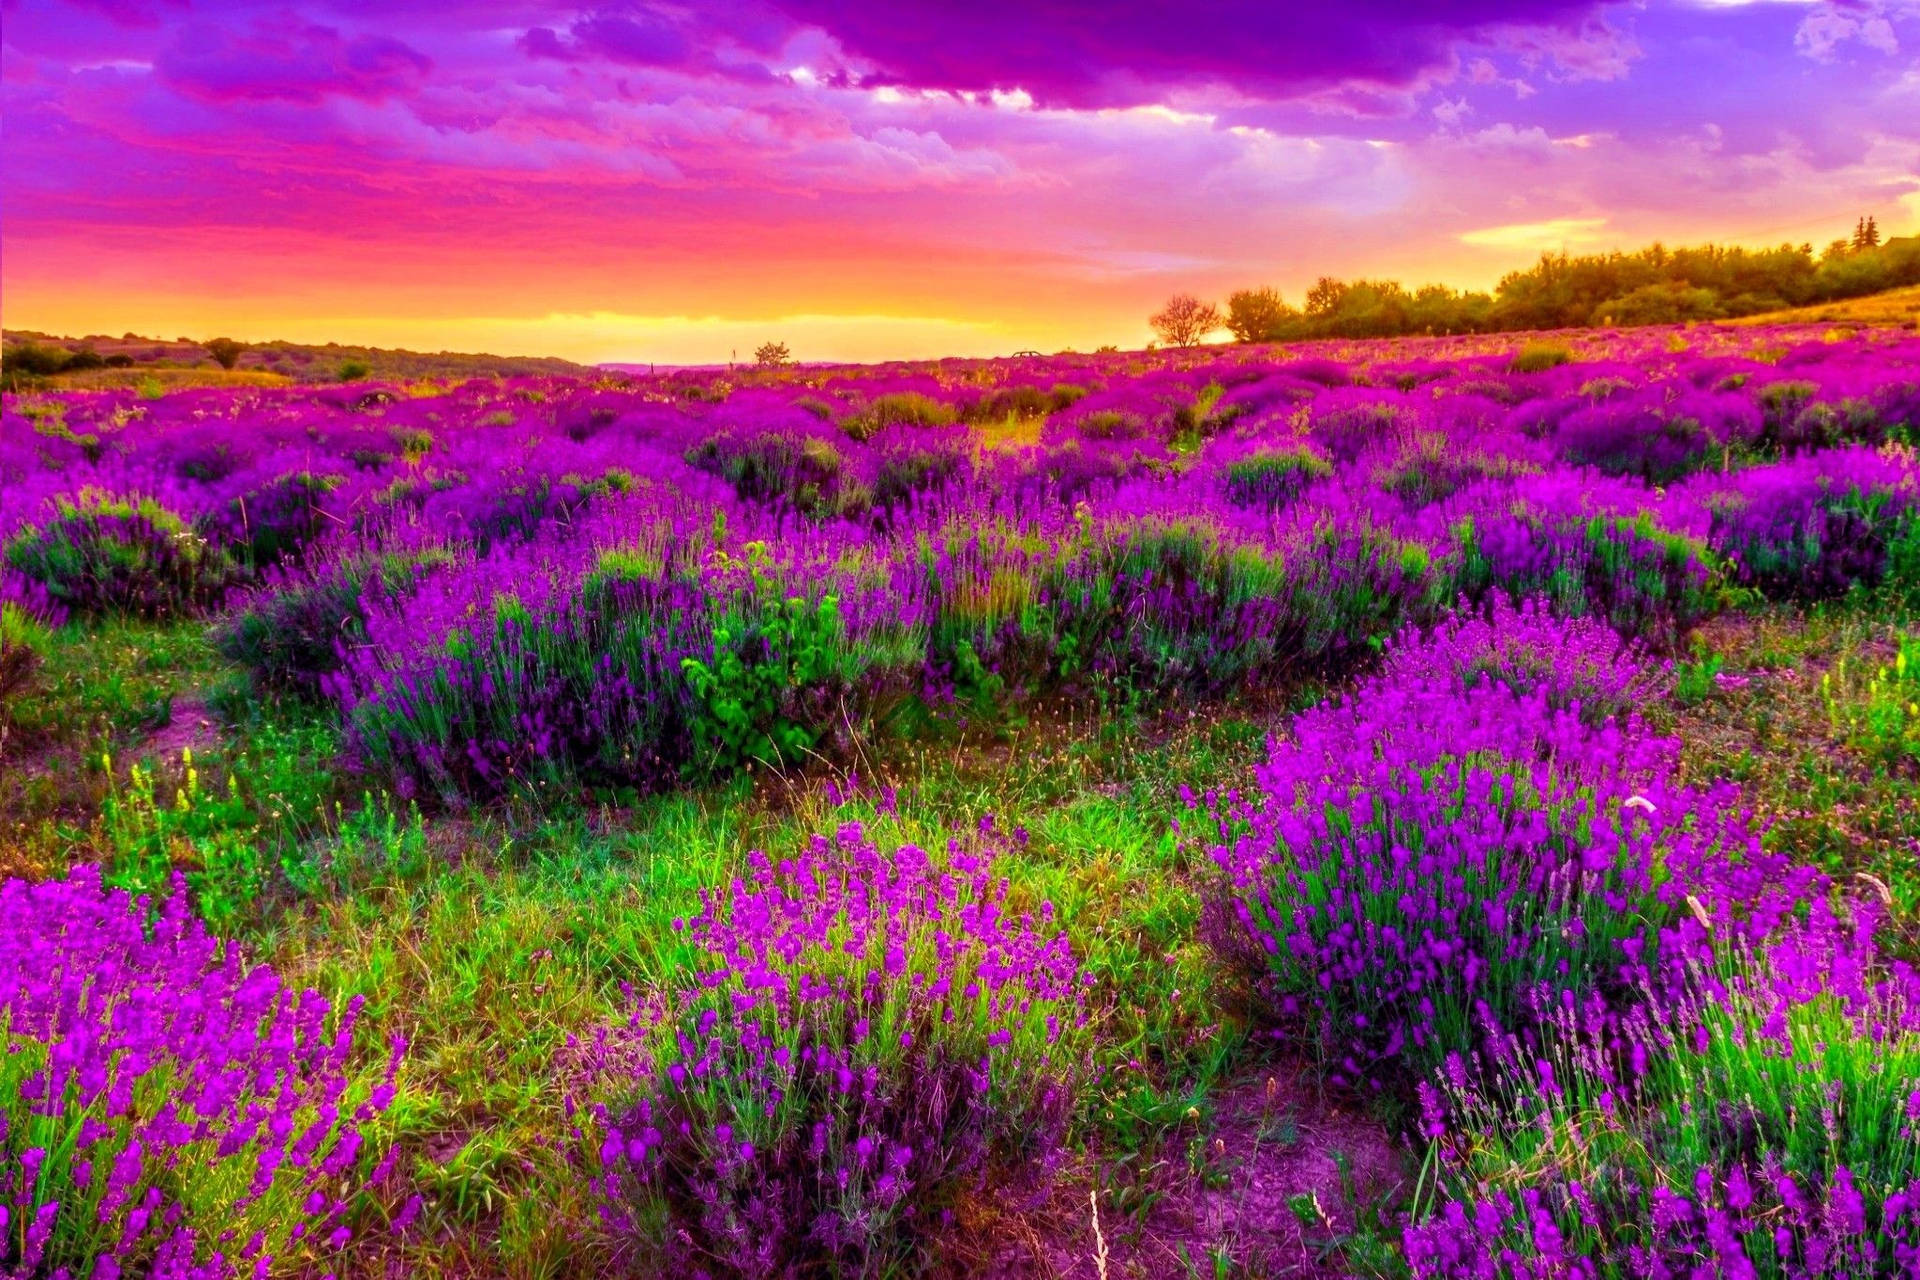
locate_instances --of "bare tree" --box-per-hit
[1148,294,1221,347]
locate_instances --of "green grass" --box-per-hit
[7,617,231,743]
[1675,593,1920,945]
[154,693,1274,1275]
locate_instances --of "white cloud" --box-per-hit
[1795,1,1902,59]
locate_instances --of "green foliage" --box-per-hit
[1673,604,1920,945]
[1217,229,1920,340]
[1672,652,1724,706]
[4,619,228,750]
[680,584,877,775]
[281,792,429,895]
[338,358,373,382]
[98,747,259,926]
[2,341,78,388]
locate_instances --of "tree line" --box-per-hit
[1150,217,1920,345]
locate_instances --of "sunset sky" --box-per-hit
[3,0,1918,364]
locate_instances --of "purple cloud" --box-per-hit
[155,18,431,104]
[522,11,688,67]
[768,0,1621,106]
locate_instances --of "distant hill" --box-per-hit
[1722,283,1920,330]
[1,330,595,389]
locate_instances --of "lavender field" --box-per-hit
[6,324,1920,1277]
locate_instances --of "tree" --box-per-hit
[338,359,371,382]
[754,341,792,367]
[1303,277,1350,318]
[1224,287,1293,343]
[205,337,246,370]
[1148,294,1221,347]
[1,343,72,388]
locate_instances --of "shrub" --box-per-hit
[4,492,235,619]
[1390,594,1666,725]
[337,359,372,382]
[2,342,73,380]
[1311,396,1414,464]
[1374,437,1524,508]
[1222,449,1330,512]
[339,550,707,801]
[1070,408,1150,441]
[1043,520,1294,696]
[1756,379,1819,450]
[961,383,1085,423]
[584,827,1086,1278]
[1,867,402,1277]
[869,438,971,513]
[205,337,246,370]
[840,392,956,441]
[683,584,874,775]
[338,538,923,802]
[1511,342,1574,374]
[688,430,848,518]
[218,549,440,698]
[1276,524,1443,671]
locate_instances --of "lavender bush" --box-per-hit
[1,867,401,1277]
[581,824,1088,1278]
[1206,607,1790,1089]
[5,493,234,619]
